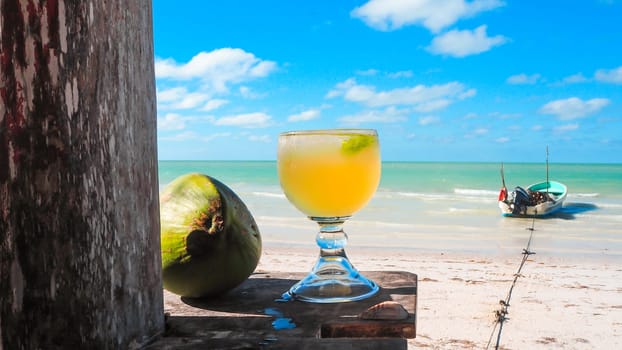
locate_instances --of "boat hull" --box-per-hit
[499,181,567,217]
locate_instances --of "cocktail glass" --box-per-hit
[277,129,381,303]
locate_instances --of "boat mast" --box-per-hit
[501,162,507,189]
[498,162,509,202]
[546,146,549,194]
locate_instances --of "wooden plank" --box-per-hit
[321,319,416,338]
[147,271,416,349]
[148,336,407,350]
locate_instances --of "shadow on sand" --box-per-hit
[542,202,599,220]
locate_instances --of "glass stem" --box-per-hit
[311,216,350,256]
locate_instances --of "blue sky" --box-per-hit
[152,0,621,163]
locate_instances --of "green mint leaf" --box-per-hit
[341,134,375,155]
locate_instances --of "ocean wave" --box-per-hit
[568,192,600,198]
[594,202,622,209]
[395,190,497,204]
[350,219,416,229]
[256,215,306,224]
[448,207,479,214]
[454,188,499,197]
[396,192,451,200]
[252,191,286,199]
[256,215,414,230]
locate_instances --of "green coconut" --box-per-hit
[160,173,262,298]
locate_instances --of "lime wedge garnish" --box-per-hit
[341,134,376,155]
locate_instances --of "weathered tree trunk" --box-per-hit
[0,1,164,349]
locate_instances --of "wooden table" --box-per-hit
[146,271,416,350]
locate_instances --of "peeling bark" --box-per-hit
[0,1,164,349]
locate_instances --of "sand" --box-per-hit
[257,244,622,349]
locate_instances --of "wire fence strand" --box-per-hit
[485,216,537,350]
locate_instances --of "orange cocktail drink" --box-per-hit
[278,130,380,218]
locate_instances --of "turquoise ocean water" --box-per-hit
[158,161,621,257]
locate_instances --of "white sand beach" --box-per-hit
[257,245,622,349]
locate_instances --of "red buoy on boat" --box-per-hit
[499,187,508,201]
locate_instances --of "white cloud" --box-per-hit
[157,113,187,131]
[459,88,477,99]
[201,99,229,111]
[351,0,505,33]
[239,86,253,98]
[388,70,414,78]
[155,48,277,92]
[248,134,271,143]
[160,131,199,141]
[464,127,489,138]
[202,132,232,142]
[562,73,589,84]
[288,109,321,122]
[427,25,508,57]
[161,131,237,142]
[594,66,622,84]
[491,112,520,120]
[157,87,216,110]
[338,107,408,125]
[326,78,357,98]
[356,69,379,76]
[507,73,541,85]
[327,78,475,111]
[414,99,451,112]
[214,112,272,128]
[239,86,266,99]
[157,87,188,103]
[418,115,440,125]
[553,123,579,133]
[495,137,510,143]
[539,97,610,120]
[175,92,212,109]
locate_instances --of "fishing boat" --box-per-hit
[498,180,567,217]
[497,149,568,217]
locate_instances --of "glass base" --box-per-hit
[282,254,379,303]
